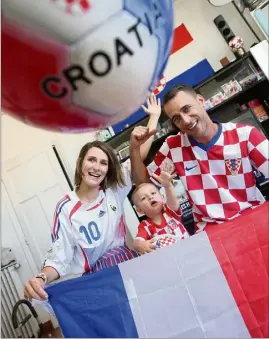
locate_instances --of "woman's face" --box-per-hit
[80,147,109,188]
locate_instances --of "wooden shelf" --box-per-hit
[193,53,251,90]
[206,77,267,114]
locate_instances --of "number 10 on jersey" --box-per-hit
[79,222,101,244]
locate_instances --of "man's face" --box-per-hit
[164,91,211,139]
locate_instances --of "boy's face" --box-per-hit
[134,184,164,218]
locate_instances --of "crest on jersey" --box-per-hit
[109,203,117,212]
[225,158,242,176]
[167,219,178,230]
[51,0,91,16]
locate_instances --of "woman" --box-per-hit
[24,94,161,301]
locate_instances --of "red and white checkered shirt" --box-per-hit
[147,122,269,233]
[135,204,189,240]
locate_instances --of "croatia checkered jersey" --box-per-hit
[136,204,189,240]
[42,160,132,277]
[147,122,269,232]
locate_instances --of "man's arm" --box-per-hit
[130,135,151,185]
[139,93,161,161]
[130,93,161,184]
[130,131,173,186]
[248,127,269,178]
[140,114,159,161]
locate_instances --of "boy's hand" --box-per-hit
[141,93,161,118]
[151,159,177,187]
[152,170,177,188]
[134,239,157,255]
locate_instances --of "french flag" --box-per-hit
[112,24,214,134]
[46,203,268,338]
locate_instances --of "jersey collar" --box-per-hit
[70,189,104,209]
[189,120,222,151]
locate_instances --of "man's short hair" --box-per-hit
[163,84,197,106]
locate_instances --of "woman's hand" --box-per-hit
[133,238,157,255]
[24,277,48,301]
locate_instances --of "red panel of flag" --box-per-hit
[170,24,193,55]
[206,202,269,338]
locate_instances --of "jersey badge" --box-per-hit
[167,219,178,230]
[225,158,242,176]
[109,203,117,212]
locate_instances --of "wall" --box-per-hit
[1,114,96,172]
[168,0,258,76]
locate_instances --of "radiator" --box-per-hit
[1,262,37,338]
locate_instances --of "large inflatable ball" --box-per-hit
[2,0,174,132]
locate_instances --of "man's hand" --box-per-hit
[133,238,157,255]
[130,126,156,149]
[141,93,161,117]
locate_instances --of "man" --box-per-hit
[130,85,269,232]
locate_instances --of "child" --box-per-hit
[132,168,189,255]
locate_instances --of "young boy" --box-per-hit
[132,168,189,255]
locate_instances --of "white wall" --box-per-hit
[1,114,96,169]
[165,0,258,80]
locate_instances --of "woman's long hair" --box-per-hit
[74,140,126,190]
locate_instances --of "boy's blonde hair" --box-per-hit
[131,182,159,206]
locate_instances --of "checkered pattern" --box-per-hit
[135,204,189,241]
[156,236,177,248]
[153,75,166,95]
[51,0,91,15]
[147,122,269,233]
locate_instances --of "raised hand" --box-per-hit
[141,93,161,117]
[151,170,177,188]
[151,158,177,187]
